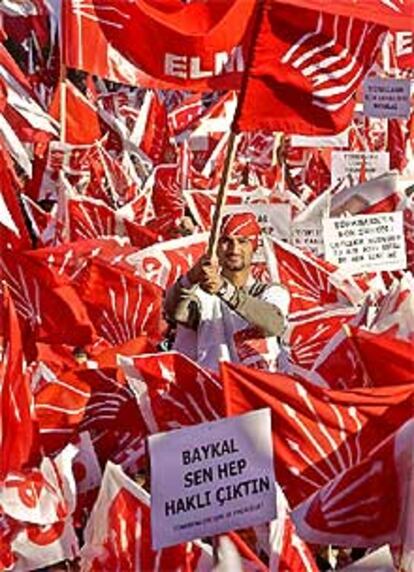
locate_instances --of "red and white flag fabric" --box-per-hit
[81,461,213,571]
[120,351,223,434]
[63,0,254,91]
[67,195,157,247]
[0,444,79,571]
[308,302,373,390]
[263,236,365,318]
[222,361,414,507]
[74,259,163,345]
[34,364,148,472]
[346,326,414,387]
[49,80,103,145]
[0,144,33,250]
[330,172,403,217]
[0,44,57,141]
[131,90,169,164]
[79,0,256,91]
[284,306,359,377]
[390,30,414,69]
[369,273,414,341]
[0,285,37,477]
[268,484,319,571]
[272,0,414,31]
[168,93,205,136]
[124,232,208,290]
[0,250,95,346]
[62,0,162,89]
[292,419,414,549]
[235,3,386,135]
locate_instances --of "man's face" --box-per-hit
[217,235,254,272]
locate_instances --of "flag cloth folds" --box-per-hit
[235,2,386,134]
[81,461,213,571]
[0,286,37,477]
[272,0,414,31]
[64,0,256,91]
[347,326,414,387]
[222,361,414,506]
[293,419,414,549]
[49,80,103,145]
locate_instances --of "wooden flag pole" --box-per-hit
[207,130,238,257]
[59,63,67,144]
[205,0,266,258]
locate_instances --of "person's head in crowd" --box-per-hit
[217,212,260,278]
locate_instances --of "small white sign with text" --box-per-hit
[323,212,406,274]
[363,77,411,119]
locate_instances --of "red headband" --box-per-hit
[220,213,261,249]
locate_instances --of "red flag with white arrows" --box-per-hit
[119,351,223,434]
[235,3,385,135]
[347,326,414,387]
[81,462,213,571]
[272,0,414,30]
[80,0,256,91]
[0,285,37,477]
[293,419,414,549]
[49,80,103,145]
[222,361,414,507]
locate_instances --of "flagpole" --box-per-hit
[60,70,67,144]
[206,0,266,258]
[59,2,67,144]
[207,130,239,257]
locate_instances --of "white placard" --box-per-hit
[290,130,349,148]
[149,409,276,549]
[331,151,390,187]
[291,222,325,257]
[323,212,406,274]
[363,77,411,119]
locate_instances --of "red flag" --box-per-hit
[285,307,358,373]
[0,286,37,477]
[67,196,157,248]
[369,274,414,341]
[133,90,169,164]
[0,142,32,250]
[34,364,148,473]
[120,351,223,434]
[293,419,414,548]
[272,0,414,31]
[0,445,79,570]
[62,0,254,91]
[81,461,213,571]
[82,0,256,91]
[263,236,365,317]
[49,80,103,145]
[348,326,414,387]
[390,30,414,68]
[125,232,208,290]
[75,259,163,345]
[222,362,414,506]
[0,250,95,346]
[269,484,319,571]
[168,93,204,136]
[235,3,385,135]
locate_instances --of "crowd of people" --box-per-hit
[0,1,413,571]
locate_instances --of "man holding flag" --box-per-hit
[164,213,289,372]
